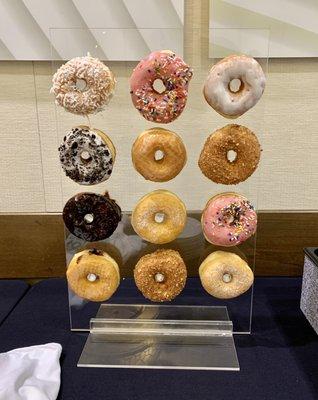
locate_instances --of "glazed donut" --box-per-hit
[199,251,254,299]
[51,56,116,115]
[202,192,257,246]
[59,125,115,185]
[134,249,187,302]
[63,192,121,241]
[130,50,193,123]
[131,190,187,244]
[198,124,261,184]
[132,127,187,182]
[203,55,266,118]
[67,248,120,302]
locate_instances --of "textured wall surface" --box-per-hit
[0,0,318,213]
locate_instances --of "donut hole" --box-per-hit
[86,273,99,282]
[80,150,92,162]
[84,213,94,224]
[75,78,88,92]
[152,79,166,94]
[222,273,232,283]
[154,212,165,224]
[154,272,165,283]
[154,149,165,162]
[229,78,243,93]
[227,150,237,163]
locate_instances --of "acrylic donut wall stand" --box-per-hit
[49,27,270,371]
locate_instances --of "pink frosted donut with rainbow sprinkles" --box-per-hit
[202,193,257,247]
[130,50,193,123]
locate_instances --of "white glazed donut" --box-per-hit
[59,125,115,185]
[51,56,116,115]
[203,55,266,118]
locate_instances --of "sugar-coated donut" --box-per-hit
[131,190,187,244]
[63,192,121,242]
[198,124,261,184]
[59,125,115,185]
[67,248,120,302]
[51,56,116,115]
[202,192,257,246]
[199,251,254,299]
[203,55,266,118]
[132,127,187,182]
[130,50,193,123]
[134,249,187,302]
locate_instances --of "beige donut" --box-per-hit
[199,251,254,299]
[67,248,120,302]
[203,55,266,118]
[51,56,116,115]
[132,128,187,182]
[131,190,187,244]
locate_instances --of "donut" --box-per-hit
[198,124,261,184]
[130,50,193,123]
[63,192,121,241]
[134,249,187,302]
[199,251,254,299]
[67,248,120,302]
[58,125,115,185]
[132,127,187,182]
[202,192,257,246]
[51,56,116,115]
[203,55,266,118]
[131,190,187,244]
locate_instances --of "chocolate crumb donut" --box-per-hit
[198,124,261,185]
[63,192,121,241]
[59,125,115,185]
[134,249,187,302]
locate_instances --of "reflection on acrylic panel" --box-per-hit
[0,0,184,61]
[210,0,318,57]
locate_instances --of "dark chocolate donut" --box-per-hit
[63,192,121,241]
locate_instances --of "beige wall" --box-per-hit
[0,0,318,213]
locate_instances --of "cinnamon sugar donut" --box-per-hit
[134,249,187,302]
[132,127,187,182]
[198,124,261,184]
[130,50,193,123]
[51,56,116,115]
[67,248,120,302]
[204,55,266,118]
[131,190,187,244]
[199,251,254,299]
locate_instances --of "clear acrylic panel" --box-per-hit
[48,27,269,348]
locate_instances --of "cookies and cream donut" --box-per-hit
[198,124,261,184]
[202,192,257,246]
[132,127,187,182]
[51,56,116,115]
[199,251,254,299]
[131,190,187,244]
[203,55,266,118]
[130,50,193,123]
[59,125,115,185]
[67,248,120,302]
[63,192,121,242]
[134,249,187,302]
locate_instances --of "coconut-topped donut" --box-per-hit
[59,126,115,185]
[204,55,266,118]
[130,50,193,123]
[51,56,116,115]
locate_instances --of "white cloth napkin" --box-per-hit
[0,343,62,400]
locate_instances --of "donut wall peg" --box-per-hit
[51,50,265,303]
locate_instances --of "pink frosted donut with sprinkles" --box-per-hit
[130,50,193,123]
[201,192,257,247]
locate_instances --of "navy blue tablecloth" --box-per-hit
[0,277,317,400]
[0,280,28,325]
